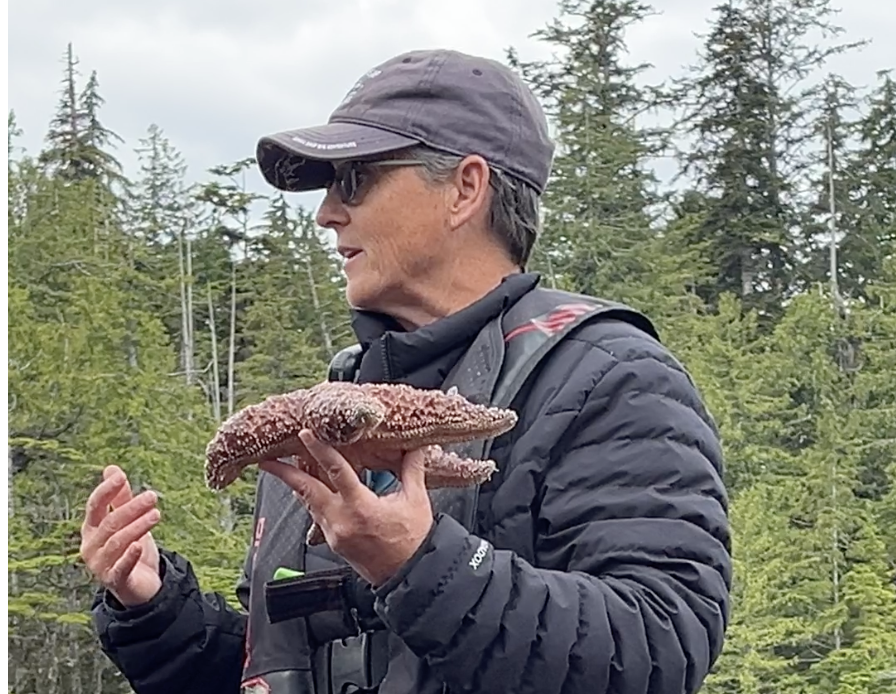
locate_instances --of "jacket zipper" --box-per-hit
[380,339,392,381]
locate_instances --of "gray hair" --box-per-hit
[397,145,541,268]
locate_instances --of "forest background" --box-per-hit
[7,0,896,692]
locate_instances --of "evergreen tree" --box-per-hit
[39,44,125,188]
[841,70,896,297]
[704,289,896,693]
[859,255,896,561]
[237,195,352,402]
[7,171,241,694]
[77,69,126,185]
[129,124,199,379]
[237,194,331,405]
[508,0,672,308]
[192,157,264,421]
[291,206,354,359]
[672,0,863,322]
[131,124,192,247]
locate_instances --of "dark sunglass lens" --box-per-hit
[347,167,361,203]
[333,162,375,205]
[332,165,353,204]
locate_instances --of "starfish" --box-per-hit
[205,381,518,545]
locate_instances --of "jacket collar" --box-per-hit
[350,273,540,388]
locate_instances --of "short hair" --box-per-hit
[397,145,541,268]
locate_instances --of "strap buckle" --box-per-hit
[265,566,358,625]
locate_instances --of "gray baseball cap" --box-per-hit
[256,49,555,195]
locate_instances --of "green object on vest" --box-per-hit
[273,567,304,581]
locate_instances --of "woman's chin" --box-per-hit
[345,274,381,310]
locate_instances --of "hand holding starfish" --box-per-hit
[260,431,434,587]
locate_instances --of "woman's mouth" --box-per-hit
[338,247,365,272]
[338,246,363,261]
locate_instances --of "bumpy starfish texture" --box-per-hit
[204,382,518,545]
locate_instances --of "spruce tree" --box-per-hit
[40,44,125,189]
[508,0,670,308]
[842,71,896,297]
[672,0,863,322]
[797,73,861,306]
[129,124,199,378]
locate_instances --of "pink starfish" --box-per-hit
[205,382,518,545]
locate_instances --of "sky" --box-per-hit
[7,0,894,215]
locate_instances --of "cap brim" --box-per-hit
[256,121,420,192]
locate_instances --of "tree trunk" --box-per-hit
[177,225,195,385]
[304,257,334,358]
[208,283,222,423]
[227,265,237,416]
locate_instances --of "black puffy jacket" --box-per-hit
[92,273,731,694]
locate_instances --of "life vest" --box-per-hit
[243,285,656,694]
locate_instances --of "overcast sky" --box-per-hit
[8,0,894,213]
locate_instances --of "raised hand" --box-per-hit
[80,465,163,607]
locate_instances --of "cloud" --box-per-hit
[9,0,893,218]
[10,1,554,170]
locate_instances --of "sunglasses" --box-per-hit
[327,159,426,206]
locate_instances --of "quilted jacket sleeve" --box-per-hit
[91,548,248,694]
[372,322,732,694]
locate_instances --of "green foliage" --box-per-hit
[6,46,352,693]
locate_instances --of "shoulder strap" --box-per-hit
[328,343,363,383]
[327,288,657,397]
[483,286,657,456]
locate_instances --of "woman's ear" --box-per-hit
[446,155,491,231]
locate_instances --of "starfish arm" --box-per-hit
[420,446,498,488]
[204,390,311,490]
